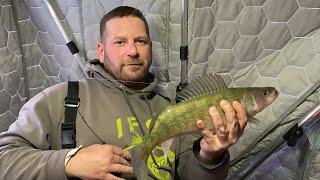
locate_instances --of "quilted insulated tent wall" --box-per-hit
[0,0,85,133]
[0,0,320,179]
[185,0,320,179]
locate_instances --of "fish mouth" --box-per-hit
[268,89,278,105]
[273,89,278,98]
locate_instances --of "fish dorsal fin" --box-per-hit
[176,74,227,102]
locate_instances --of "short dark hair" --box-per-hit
[100,6,150,43]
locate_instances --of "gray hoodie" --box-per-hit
[0,60,229,180]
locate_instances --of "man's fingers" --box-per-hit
[220,100,236,125]
[197,120,215,139]
[230,118,240,132]
[112,155,131,166]
[104,173,126,180]
[209,106,225,134]
[227,101,248,142]
[110,164,134,174]
[121,151,131,160]
[232,101,248,131]
[196,120,206,130]
[198,101,249,155]
[228,118,241,142]
[111,146,131,160]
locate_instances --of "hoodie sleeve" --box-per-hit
[0,91,70,180]
[177,134,230,180]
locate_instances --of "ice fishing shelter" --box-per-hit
[0,0,320,179]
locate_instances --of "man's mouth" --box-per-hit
[125,62,144,66]
[123,63,144,71]
[125,64,142,68]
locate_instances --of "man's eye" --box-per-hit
[136,40,147,45]
[115,41,124,45]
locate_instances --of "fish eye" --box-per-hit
[262,91,268,96]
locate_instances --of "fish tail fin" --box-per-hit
[131,144,150,180]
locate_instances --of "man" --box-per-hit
[0,6,247,180]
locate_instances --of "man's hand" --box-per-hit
[65,144,133,180]
[196,100,248,163]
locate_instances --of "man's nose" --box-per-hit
[127,42,138,57]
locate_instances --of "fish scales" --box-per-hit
[148,88,250,148]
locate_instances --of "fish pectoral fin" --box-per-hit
[161,138,174,160]
[249,116,260,124]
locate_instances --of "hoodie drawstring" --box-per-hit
[142,89,154,117]
[120,84,151,136]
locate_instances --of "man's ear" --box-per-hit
[97,42,104,63]
[150,40,153,57]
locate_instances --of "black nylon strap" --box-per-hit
[66,41,79,54]
[180,46,188,60]
[61,81,80,149]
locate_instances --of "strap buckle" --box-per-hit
[64,98,80,108]
[61,122,76,149]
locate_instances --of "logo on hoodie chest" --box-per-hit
[115,116,176,180]
[115,116,153,138]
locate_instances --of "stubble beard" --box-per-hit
[103,57,151,85]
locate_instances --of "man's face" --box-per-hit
[97,16,152,83]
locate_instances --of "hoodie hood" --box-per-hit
[85,59,157,97]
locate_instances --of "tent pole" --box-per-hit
[178,0,188,90]
[298,103,320,126]
[43,0,87,77]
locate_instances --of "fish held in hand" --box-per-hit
[131,74,278,179]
